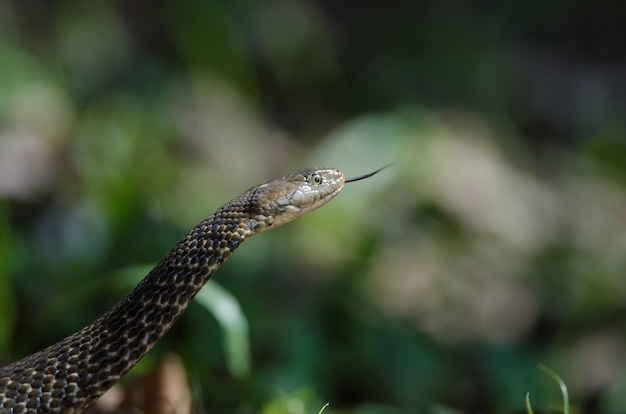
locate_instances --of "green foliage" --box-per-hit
[2,1,626,413]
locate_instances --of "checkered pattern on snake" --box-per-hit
[0,168,347,414]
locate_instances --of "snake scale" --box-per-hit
[0,167,382,414]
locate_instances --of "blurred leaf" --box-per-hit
[263,388,319,414]
[194,280,250,379]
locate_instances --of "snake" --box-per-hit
[0,166,383,414]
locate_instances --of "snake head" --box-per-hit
[245,167,345,233]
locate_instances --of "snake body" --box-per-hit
[0,168,347,414]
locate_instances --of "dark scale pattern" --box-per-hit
[0,168,345,414]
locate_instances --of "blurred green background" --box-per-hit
[2,0,626,413]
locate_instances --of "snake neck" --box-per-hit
[83,206,258,403]
[0,200,256,411]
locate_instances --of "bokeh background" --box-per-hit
[2,0,626,413]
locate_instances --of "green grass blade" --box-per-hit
[538,364,569,414]
[525,392,534,414]
[194,281,250,378]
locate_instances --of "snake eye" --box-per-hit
[311,173,323,185]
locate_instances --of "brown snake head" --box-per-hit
[243,167,345,233]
